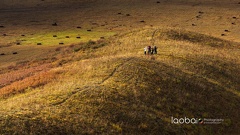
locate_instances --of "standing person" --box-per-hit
[151,46,154,54]
[148,46,151,55]
[144,46,147,55]
[153,45,157,54]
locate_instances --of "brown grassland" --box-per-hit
[0,0,240,134]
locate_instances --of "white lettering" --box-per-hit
[185,117,190,124]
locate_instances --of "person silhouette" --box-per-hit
[153,45,157,54]
[144,46,147,55]
[147,46,151,55]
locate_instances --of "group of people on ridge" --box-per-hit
[144,45,157,55]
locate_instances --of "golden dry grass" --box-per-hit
[0,28,239,134]
[0,0,240,134]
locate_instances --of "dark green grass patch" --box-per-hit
[164,30,234,47]
[73,40,108,52]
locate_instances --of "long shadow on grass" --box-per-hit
[0,57,239,135]
[92,57,240,134]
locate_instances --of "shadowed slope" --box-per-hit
[0,56,239,134]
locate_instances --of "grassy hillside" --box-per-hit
[0,0,240,134]
[0,28,239,134]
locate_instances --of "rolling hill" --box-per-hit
[0,0,240,134]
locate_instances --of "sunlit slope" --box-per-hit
[0,57,239,134]
[0,28,239,134]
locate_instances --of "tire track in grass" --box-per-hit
[100,57,133,84]
[51,57,133,106]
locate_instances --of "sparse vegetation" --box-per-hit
[0,0,239,135]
